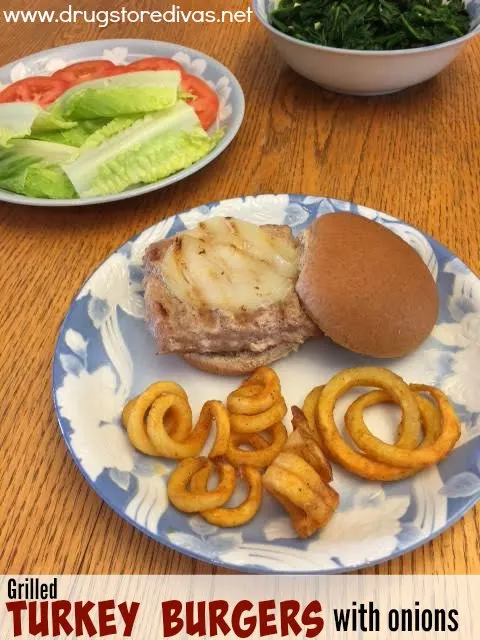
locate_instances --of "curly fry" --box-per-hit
[314,368,424,480]
[229,398,287,433]
[206,401,232,458]
[286,407,333,483]
[123,381,230,460]
[264,461,339,526]
[345,389,441,449]
[345,385,460,469]
[273,452,329,497]
[227,367,281,415]
[229,431,270,451]
[302,385,324,436]
[264,414,340,538]
[316,386,443,481]
[226,422,288,468]
[191,465,263,527]
[147,399,230,460]
[268,489,321,539]
[167,458,236,513]
[123,382,191,456]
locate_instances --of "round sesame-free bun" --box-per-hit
[296,212,439,358]
[182,343,298,376]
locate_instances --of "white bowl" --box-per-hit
[253,0,480,95]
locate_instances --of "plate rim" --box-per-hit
[52,194,480,574]
[0,38,245,207]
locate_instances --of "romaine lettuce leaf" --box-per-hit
[85,127,223,197]
[0,99,85,148]
[0,164,76,199]
[62,86,179,120]
[54,70,182,120]
[0,102,42,146]
[0,141,77,199]
[81,116,141,149]
[63,101,202,195]
[31,109,77,133]
[29,120,106,147]
[0,100,76,143]
[29,117,137,148]
[10,139,79,163]
[0,149,38,179]
[59,70,181,98]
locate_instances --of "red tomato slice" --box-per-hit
[181,74,219,130]
[125,57,185,75]
[0,76,70,107]
[52,60,117,85]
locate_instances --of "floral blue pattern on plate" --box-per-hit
[53,195,480,573]
[0,39,244,207]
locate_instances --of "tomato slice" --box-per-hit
[181,74,219,130]
[125,57,185,75]
[0,76,70,107]
[52,60,117,85]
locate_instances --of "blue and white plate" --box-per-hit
[0,39,244,207]
[53,195,480,573]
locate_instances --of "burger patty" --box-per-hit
[143,224,318,354]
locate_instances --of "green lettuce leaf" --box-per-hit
[29,121,103,147]
[31,109,77,133]
[60,69,181,96]
[0,99,76,143]
[62,86,179,120]
[29,117,133,148]
[0,140,77,199]
[0,150,38,179]
[10,139,79,163]
[54,70,182,120]
[85,127,223,197]
[62,101,204,195]
[80,116,141,149]
[0,102,42,147]
[0,164,76,199]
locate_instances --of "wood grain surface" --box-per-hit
[0,0,479,576]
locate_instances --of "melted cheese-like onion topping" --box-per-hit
[161,217,299,312]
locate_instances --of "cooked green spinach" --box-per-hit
[269,0,471,50]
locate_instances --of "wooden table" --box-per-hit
[1,0,479,576]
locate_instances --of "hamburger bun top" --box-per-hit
[296,212,439,358]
